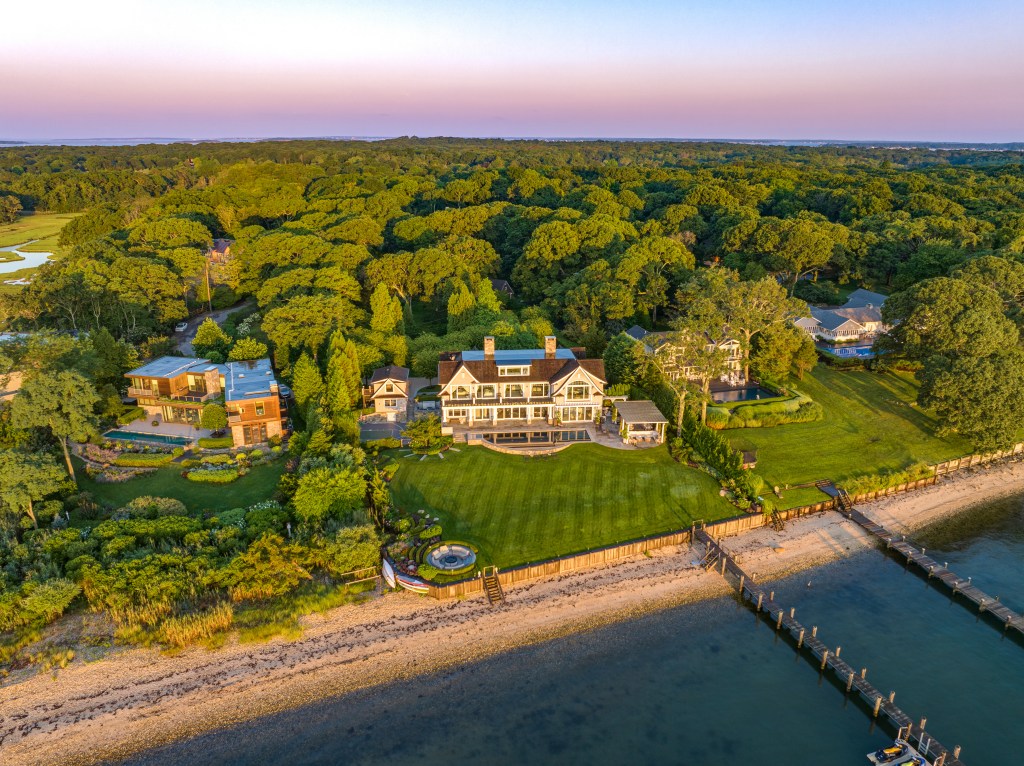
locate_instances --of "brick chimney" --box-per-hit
[483,336,495,360]
[544,335,557,359]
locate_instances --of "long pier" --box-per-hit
[841,504,1024,637]
[694,527,965,766]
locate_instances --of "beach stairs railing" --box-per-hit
[698,545,721,571]
[835,488,854,513]
[769,509,786,532]
[482,566,505,605]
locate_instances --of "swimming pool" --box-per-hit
[822,344,877,358]
[712,386,777,404]
[104,429,194,446]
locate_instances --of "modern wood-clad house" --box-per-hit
[125,356,285,446]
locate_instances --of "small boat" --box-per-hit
[867,740,908,764]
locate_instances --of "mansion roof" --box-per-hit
[438,351,605,387]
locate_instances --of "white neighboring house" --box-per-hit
[437,336,606,428]
[366,366,409,422]
[626,325,745,384]
[794,288,890,343]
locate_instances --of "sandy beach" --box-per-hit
[2,460,1023,766]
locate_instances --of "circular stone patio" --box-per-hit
[426,543,476,571]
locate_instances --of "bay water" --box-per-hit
[124,495,1024,766]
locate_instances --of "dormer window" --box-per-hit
[498,365,530,376]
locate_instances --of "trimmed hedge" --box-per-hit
[365,437,402,450]
[186,468,240,484]
[113,453,176,467]
[116,407,146,425]
[198,436,234,449]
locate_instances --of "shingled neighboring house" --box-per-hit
[365,365,410,422]
[438,336,606,428]
[490,278,515,298]
[794,288,889,343]
[625,325,744,383]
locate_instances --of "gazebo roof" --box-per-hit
[613,400,668,424]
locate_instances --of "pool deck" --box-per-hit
[108,418,213,443]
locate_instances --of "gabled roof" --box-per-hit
[842,288,888,309]
[370,365,409,384]
[625,325,649,341]
[211,238,233,254]
[437,349,605,387]
[614,400,668,425]
[490,278,514,294]
[809,307,865,332]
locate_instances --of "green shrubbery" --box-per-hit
[113,453,175,467]
[707,395,825,429]
[843,462,934,496]
[116,407,145,425]
[186,468,241,484]
[365,437,402,450]
[198,436,234,449]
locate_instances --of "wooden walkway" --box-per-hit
[842,505,1024,637]
[694,527,965,766]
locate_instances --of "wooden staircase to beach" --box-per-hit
[482,566,504,605]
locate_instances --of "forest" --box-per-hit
[2,138,1024,661]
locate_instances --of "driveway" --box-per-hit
[176,301,255,355]
[360,422,404,442]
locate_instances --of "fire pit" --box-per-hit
[426,543,476,571]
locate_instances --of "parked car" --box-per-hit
[278,384,293,399]
[174,321,189,333]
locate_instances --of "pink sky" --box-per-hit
[3,0,1021,141]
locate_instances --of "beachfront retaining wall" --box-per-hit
[424,500,837,599]
[423,441,1024,600]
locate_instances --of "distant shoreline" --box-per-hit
[2,137,1022,150]
[2,460,1024,766]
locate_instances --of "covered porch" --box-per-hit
[611,401,668,447]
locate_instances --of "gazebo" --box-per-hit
[612,400,668,446]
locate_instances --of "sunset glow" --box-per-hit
[2,0,1021,141]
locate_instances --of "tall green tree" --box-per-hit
[291,352,324,418]
[602,333,649,387]
[369,283,404,335]
[325,332,363,417]
[12,370,99,482]
[192,318,231,362]
[227,337,269,361]
[0,451,68,528]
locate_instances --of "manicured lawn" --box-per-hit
[727,367,973,493]
[389,444,737,568]
[74,458,286,513]
[0,212,79,252]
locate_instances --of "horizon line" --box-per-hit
[3,135,1024,148]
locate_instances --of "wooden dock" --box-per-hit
[842,504,1024,637]
[694,526,965,766]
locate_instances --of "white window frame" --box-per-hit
[498,366,530,376]
[566,383,591,401]
[531,383,549,397]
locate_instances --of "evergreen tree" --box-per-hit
[291,352,324,419]
[369,283,404,335]
[446,279,476,332]
[325,332,363,417]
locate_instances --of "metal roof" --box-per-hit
[127,356,220,379]
[461,348,576,362]
[223,358,278,401]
